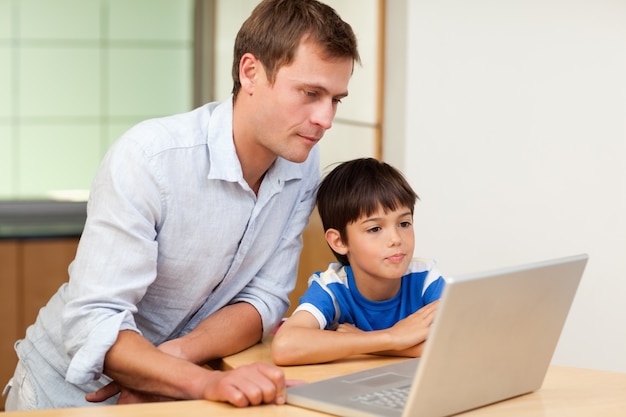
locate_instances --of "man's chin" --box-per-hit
[281,149,314,164]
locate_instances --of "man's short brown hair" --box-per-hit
[231,0,360,98]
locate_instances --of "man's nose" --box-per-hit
[311,101,335,130]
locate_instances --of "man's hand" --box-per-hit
[85,303,274,405]
[87,362,289,407]
[201,362,287,407]
[85,382,121,403]
[85,382,172,404]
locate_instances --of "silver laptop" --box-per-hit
[286,254,588,417]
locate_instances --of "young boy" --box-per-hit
[272,158,445,365]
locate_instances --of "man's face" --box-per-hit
[251,39,354,163]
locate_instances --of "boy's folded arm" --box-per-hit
[271,311,329,365]
[371,342,426,358]
[335,323,425,358]
[271,312,397,366]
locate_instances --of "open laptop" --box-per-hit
[286,253,588,417]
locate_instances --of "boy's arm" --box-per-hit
[271,301,438,366]
[335,323,427,357]
[272,311,390,365]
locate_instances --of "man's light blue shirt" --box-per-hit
[15,97,319,405]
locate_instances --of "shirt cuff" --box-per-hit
[65,311,136,385]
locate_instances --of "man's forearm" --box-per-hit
[100,326,287,406]
[102,330,214,400]
[99,303,263,401]
[172,302,264,364]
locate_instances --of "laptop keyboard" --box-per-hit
[351,384,411,410]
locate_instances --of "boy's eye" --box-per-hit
[399,221,412,228]
[367,226,381,233]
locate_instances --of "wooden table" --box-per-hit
[4,338,626,416]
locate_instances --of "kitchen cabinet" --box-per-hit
[0,237,79,411]
[0,241,19,411]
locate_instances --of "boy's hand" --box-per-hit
[387,300,440,350]
[336,300,439,353]
[336,323,363,333]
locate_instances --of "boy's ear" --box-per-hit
[325,228,348,255]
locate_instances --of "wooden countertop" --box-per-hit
[5,337,626,416]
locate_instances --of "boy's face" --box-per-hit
[340,205,416,298]
[246,38,353,164]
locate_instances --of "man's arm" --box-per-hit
[271,301,439,366]
[160,302,264,364]
[92,303,284,406]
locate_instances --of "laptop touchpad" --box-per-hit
[346,372,411,387]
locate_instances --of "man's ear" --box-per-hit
[325,228,348,255]
[239,52,259,95]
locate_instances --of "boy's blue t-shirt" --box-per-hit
[294,259,445,331]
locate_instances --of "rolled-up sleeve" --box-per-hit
[63,131,162,384]
[65,311,133,384]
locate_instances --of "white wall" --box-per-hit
[385,0,626,373]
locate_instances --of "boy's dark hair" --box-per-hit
[316,158,419,265]
[231,0,360,98]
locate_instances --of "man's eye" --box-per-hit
[332,98,343,104]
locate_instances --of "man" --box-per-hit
[3,0,359,410]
